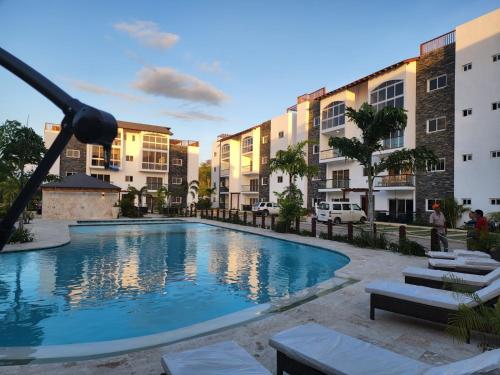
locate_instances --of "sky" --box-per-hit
[1,0,499,161]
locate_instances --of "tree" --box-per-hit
[188,180,199,200]
[198,161,211,194]
[155,186,171,213]
[269,141,318,231]
[127,185,148,216]
[329,103,437,237]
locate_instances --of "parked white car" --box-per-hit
[252,202,280,216]
[316,202,367,224]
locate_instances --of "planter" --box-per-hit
[111,206,120,219]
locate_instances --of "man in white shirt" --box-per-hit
[429,203,448,252]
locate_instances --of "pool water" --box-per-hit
[0,223,349,347]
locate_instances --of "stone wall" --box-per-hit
[168,143,188,206]
[415,44,455,216]
[59,136,87,177]
[42,189,119,219]
[259,121,271,201]
[307,100,326,209]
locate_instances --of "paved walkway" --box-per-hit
[2,218,480,374]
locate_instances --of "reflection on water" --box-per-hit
[0,223,348,346]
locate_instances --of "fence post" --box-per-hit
[243,211,247,225]
[210,209,214,220]
[216,208,220,220]
[252,212,256,227]
[261,214,266,228]
[311,218,316,238]
[271,215,275,231]
[399,225,406,242]
[373,223,377,238]
[194,208,198,218]
[327,219,332,240]
[222,209,226,221]
[190,207,193,217]
[347,222,353,241]
[295,217,300,234]
[430,228,439,251]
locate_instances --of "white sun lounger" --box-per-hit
[429,257,500,275]
[269,323,500,375]
[427,249,491,260]
[403,266,500,290]
[161,341,271,375]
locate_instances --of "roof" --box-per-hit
[117,120,172,135]
[42,173,121,190]
[317,58,419,101]
[218,120,271,143]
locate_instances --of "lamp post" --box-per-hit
[0,47,117,250]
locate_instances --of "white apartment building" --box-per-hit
[44,121,199,210]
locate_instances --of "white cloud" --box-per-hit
[198,60,223,74]
[161,110,225,122]
[114,20,179,50]
[71,79,146,102]
[133,67,228,105]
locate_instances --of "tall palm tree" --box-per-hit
[188,180,199,200]
[127,185,148,216]
[329,103,437,237]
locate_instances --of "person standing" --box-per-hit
[474,209,489,238]
[430,203,448,252]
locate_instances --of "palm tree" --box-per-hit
[201,186,216,198]
[188,180,199,200]
[329,103,437,237]
[155,185,171,212]
[127,185,148,216]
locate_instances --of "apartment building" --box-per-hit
[211,9,499,219]
[44,121,199,210]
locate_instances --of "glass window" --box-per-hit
[427,158,445,172]
[142,134,168,170]
[242,136,253,153]
[427,117,446,133]
[352,204,361,211]
[65,149,80,158]
[278,131,284,138]
[426,199,442,211]
[277,176,283,183]
[428,75,447,92]
[321,101,345,130]
[146,177,163,190]
[332,204,341,210]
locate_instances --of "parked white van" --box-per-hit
[252,201,280,216]
[316,202,367,224]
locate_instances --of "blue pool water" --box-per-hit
[0,223,349,346]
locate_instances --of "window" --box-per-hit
[221,144,230,158]
[427,158,445,172]
[65,149,80,158]
[125,176,133,182]
[491,150,500,158]
[462,154,472,162]
[172,158,183,166]
[427,117,446,133]
[91,173,110,182]
[426,199,442,211]
[261,156,268,165]
[142,134,168,170]
[383,130,404,149]
[171,177,183,185]
[463,63,472,71]
[242,136,253,153]
[262,135,269,144]
[213,151,217,157]
[277,176,283,183]
[427,74,447,92]
[146,177,163,190]
[313,144,319,154]
[463,108,472,117]
[493,53,500,62]
[261,177,268,185]
[132,135,136,142]
[249,198,259,205]
[313,116,320,128]
[278,131,284,138]
[491,198,500,205]
[462,198,471,205]
[91,136,122,168]
[213,167,217,172]
[371,80,404,111]
[172,196,182,205]
[321,101,345,130]
[65,171,76,176]
[126,155,133,161]
[492,102,500,110]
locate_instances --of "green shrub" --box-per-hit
[389,239,426,256]
[120,193,140,217]
[274,221,288,233]
[196,198,212,210]
[8,228,34,243]
[300,229,312,236]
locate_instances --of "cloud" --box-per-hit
[133,67,228,105]
[198,60,223,74]
[114,20,179,49]
[71,79,147,102]
[161,110,226,122]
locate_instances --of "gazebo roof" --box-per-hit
[42,173,121,190]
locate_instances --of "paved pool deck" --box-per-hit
[2,218,481,374]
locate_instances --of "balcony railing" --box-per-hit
[147,183,164,191]
[317,179,350,189]
[241,185,259,192]
[420,30,455,55]
[241,165,257,174]
[320,149,343,160]
[220,168,230,177]
[374,174,415,187]
[219,186,229,193]
[382,136,404,150]
[221,151,230,159]
[242,145,253,154]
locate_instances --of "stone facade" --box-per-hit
[259,121,271,202]
[307,100,326,209]
[59,136,87,177]
[415,44,456,216]
[168,141,189,207]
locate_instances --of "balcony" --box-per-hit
[241,165,258,175]
[147,183,164,191]
[420,30,455,55]
[221,151,230,160]
[374,174,415,189]
[220,168,230,177]
[319,149,344,161]
[241,185,259,193]
[382,136,404,150]
[317,179,350,192]
[219,185,229,194]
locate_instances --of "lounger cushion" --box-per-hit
[464,258,500,267]
[427,251,458,260]
[365,280,473,310]
[453,249,491,259]
[475,279,500,304]
[402,266,487,287]
[427,251,491,260]
[423,348,500,375]
[161,341,271,375]
[429,258,499,271]
[269,323,430,375]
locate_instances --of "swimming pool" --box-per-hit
[0,222,348,350]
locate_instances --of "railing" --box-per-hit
[147,183,164,191]
[219,186,229,193]
[142,162,168,171]
[420,30,455,55]
[320,149,343,160]
[220,168,230,177]
[241,185,259,192]
[241,165,257,173]
[170,139,199,147]
[375,174,415,187]
[221,151,230,159]
[297,87,326,103]
[242,145,253,154]
[317,179,350,189]
[382,136,404,150]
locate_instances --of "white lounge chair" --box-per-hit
[427,249,490,260]
[365,279,500,341]
[269,323,500,375]
[161,341,271,375]
[403,266,500,290]
[429,257,500,275]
